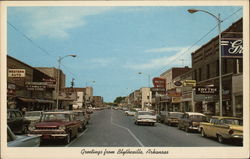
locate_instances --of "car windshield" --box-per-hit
[190,115,206,121]
[223,119,243,126]
[25,112,41,117]
[138,112,153,116]
[41,114,70,122]
[170,113,183,118]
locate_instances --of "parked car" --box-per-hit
[8,126,40,147]
[73,110,87,132]
[134,111,157,126]
[164,112,184,126]
[157,111,167,123]
[178,112,207,132]
[199,116,243,143]
[25,111,43,124]
[7,109,31,134]
[28,111,80,144]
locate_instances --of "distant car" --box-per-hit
[164,112,184,126]
[134,111,157,126]
[8,126,40,147]
[199,116,243,143]
[28,111,79,144]
[73,110,87,132]
[125,111,136,116]
[122,107,129,111]
[7,109,31,134]
[25,111,43,124]
[178,112,207,132]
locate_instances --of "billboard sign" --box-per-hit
[221,39,243,58]
[8,69,25,77]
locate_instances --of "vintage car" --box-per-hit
[73,110,87,132]
[199,116,243,143]
[25,111,43,124]
[178,112,208,132]
[7,109,31,134]
[158,111,167,123]
[8,126,40,147]
[28,111,80,144]
[134,111,157,126]
[125,110,136,116]
[164,112,184,126]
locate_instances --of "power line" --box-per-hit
[7,21,56,58]
[151,8,242,77]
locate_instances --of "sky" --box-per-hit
[7,5,243,102]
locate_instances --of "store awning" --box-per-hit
[18,97,36,102]
[36,99,54,104]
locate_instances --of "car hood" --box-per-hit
[35,121,67,128]
[25,117,40,121]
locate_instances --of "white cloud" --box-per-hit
[14,7,113,39]
[144,47,185,53]
[123,46,199,70]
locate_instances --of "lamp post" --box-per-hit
[56,54,77,110]
[188,9,223,116]
[138,72,151,88]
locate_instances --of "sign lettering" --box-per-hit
[221,39,243,58]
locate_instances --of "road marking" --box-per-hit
[66,128,88,147]
[110,109,144,147]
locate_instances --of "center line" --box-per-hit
[110,109,144,147]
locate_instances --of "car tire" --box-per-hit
[152,123,155,126]
[65,132,71,144]
[201,129,206,137]
[217,134,224,143]
[134,121,138,125]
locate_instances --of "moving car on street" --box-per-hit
[125,110,136,116]
[7,109,31,134]
[25,111,43,124]
[178,112,207,132]
[199,116,243,143]
[28,111,79,144]
[134,111,157,126]
[164,112,184,126]
[8,126,40,147]
[73,110,87,132]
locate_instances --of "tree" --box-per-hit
[114,96,126,104]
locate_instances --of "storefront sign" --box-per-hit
[8,69,25,77]
[183,80,196,87]
[172,97,181,103]
[221,39,243,58]
[174,81,182,87]
[150,87,166,92]
[195,87,218,95]
[42,78,56,88]
[152,77,166,88]
[25,82,47,91]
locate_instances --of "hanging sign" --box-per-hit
[221,39,243,58]
[195,87,218,95]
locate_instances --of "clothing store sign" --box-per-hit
[8,69,25,77]
[221,39,243,58]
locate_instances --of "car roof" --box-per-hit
[185,112,205,116]
[211,116,242,120]
[43,111,73,114]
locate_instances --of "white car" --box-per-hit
[134,111,157,126]
[125,111,136,116]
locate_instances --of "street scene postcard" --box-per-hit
[0,1,249,159]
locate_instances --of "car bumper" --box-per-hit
[28,134,68,140]
[137,120,156,123]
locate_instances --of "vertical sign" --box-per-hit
[221,39,243,58]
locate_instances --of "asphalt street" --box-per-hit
[64,109,238,147]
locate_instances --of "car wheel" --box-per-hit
[201,129,206,137]
[217,135,224,143]
[65,132,71,144]
[134,121,138,125]
[22,125,28,134]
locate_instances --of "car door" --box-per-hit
[205,118,215,137]
[15,111,25,133]
[7,111,17,133]
[70,114,79,137]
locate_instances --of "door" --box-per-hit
[14,111,24,133]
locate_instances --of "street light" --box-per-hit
[138,72,151,88]
[188,9,223,116]
[56,54,77,110]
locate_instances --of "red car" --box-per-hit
[28,111,80,144]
